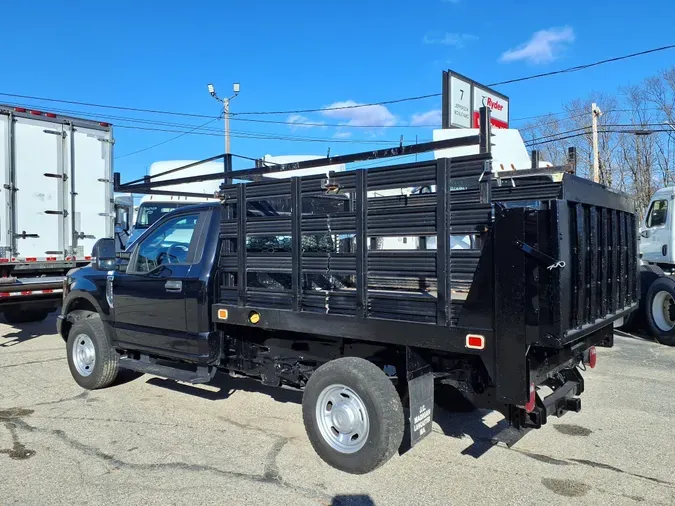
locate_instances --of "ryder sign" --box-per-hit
[442,70,510,130]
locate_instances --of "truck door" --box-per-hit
[641,196,671,264]
[70,125,112,259]
[110,211,205,360]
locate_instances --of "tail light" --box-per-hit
[584,346,597,369]
[520,382,536,412]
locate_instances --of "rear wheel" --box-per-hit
[3,307,50,324]
[625,264,665,330]
[302,357,404,474]
[66,312,120,389]
[645,277,675,346]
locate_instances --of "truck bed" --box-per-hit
[214,155,639,351]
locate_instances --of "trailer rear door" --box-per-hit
[13,116,67,260]
[0,113,9,258]
[69,125,112,258]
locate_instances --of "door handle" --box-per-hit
[165,280,183,293]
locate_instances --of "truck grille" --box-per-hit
[568,203,638,331]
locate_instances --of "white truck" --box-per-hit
[126,160,224,246]
[126,155,348,247]
[632,187,675,345]
[0,105,131,324]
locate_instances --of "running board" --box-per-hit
[119,355,216,384]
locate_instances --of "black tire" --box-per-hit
[623,265,665,331]
[645,276,675,346]
[66,312,120,389]
[3,308,50,324]
[302,357,405,474]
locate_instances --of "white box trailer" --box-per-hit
[0,104,121,323]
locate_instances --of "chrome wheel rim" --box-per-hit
[315,384,369,454]
[72,333,96,377]
[652,290,675,332]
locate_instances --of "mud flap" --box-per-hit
[406,346,434,447]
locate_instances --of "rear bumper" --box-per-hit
[0,276,64,307]
[524,368,584,429]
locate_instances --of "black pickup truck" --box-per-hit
[57,119,638,474]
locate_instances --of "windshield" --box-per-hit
[135,203,184,229]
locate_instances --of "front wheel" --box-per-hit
[302,357,404,474]
[66,313,120,389]
[645,277,675,346]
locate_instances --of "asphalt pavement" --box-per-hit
[1,315,674,506]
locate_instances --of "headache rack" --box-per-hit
[114,107,638,358]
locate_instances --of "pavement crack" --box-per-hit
[0,357,63,369]
[570,458,675,488]
[508,447,675,489]
[0,422,36,460]
[262,438,289,482]
[7,417,331,503]
[26,391,89,408]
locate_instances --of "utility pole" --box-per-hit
[591,102,602,183]
[207,82,240,154]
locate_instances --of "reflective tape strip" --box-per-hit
[0,289,63,298]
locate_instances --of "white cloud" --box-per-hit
[423,32,477,48]
[410,109,442,127]
[321,100,397,127]
[333,130,352,139]
[287,114,324,131]
[500,26,575,64]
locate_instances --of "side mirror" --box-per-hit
[640,230,650,239]
[91,238,117,271]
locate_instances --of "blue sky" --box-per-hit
[3,0,674,181]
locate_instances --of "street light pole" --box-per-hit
[224,98,230,155]
[207,82,240,154]
[591,102,602,183]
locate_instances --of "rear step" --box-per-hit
[119,355,216,384]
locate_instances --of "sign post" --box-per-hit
[442,70,510,130]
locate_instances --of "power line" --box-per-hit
[1,44,673,125]
[490,44,675,86]
[0,92,215,119]
[525,128,675,146]
[232,44,675,116]
[114,118,220,159]
[115,123,418,145]
[232,94,441,116]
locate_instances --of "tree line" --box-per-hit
[522,65,675,218]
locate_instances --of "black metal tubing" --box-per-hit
[589,206,598,322]
[436,159,450,326]
[123,153,226,186]
[355,170,367,318]
[237,184,247,306]
[115,136,482,193]
[291,178,302,312]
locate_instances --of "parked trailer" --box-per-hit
[60,110,638,474]
[0,105,129,323]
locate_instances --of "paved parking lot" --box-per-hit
[1,314,674,506]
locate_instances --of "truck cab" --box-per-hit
[640,187,675,267]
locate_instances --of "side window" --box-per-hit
[647,199,668,228]
[130,214,199,273]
